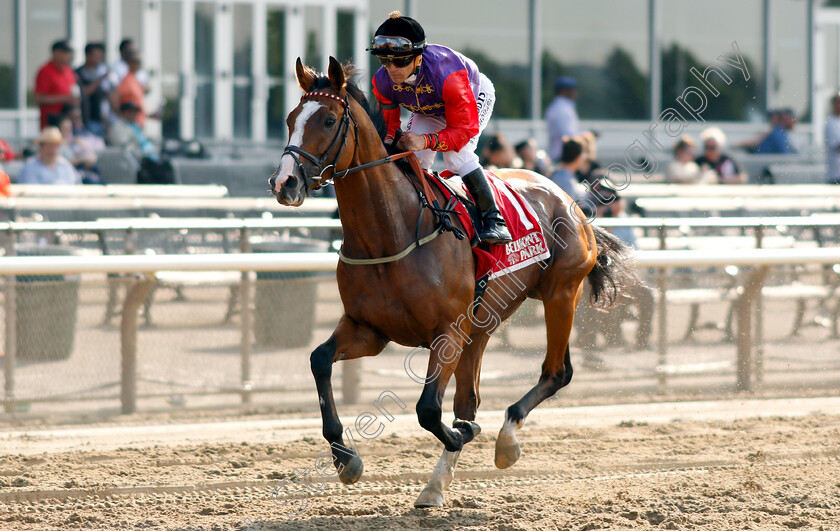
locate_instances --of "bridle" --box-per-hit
[281,88,466,265]
[282,89,430,192]
[282,90,359,191]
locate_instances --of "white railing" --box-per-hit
[3,247,840,414]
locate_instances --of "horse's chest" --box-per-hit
[337,265,462,340]
[339,269,424,317]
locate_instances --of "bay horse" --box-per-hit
[270,57,634,508]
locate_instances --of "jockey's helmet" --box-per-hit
[368,11,426,59]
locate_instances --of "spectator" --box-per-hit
[75,42,113,138]
[34,40,80,130]
[0,169,10,197]
[481,133,515,170]
[545,76,580,162]
[110,38,149,89]
[17,127,81,185]
[826,93,840,185]
[63,104,106,152]
[575,131,603,187]
[695,127,747,184]
[754,108,798,154]
[108,102,172,184]
[514,138,551,176]
[111,52,149,127]
[0,138,15,162]
[575,181,654,353]
[58,114,104,184]
[107,102,157,161]
[548,137,587,201]
[735,109,780,152]
[0,139,11,197]
[666,135,715,184]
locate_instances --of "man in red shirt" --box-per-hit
[34,40,80,129]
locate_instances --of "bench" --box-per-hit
[764,163,826,184]
[635,196,840,217]
[96,147,139,184]
[654,265,840,342]
[170,159,278,197]
[98,217,238,326]
[147,269,244,326]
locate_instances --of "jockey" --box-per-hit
[368,11,512,244]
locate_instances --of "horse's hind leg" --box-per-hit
[311,315,387,484]
[415,334,488,508]
[495,284,581,469]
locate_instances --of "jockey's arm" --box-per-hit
[372,77,402,143]
[425,70,479,152]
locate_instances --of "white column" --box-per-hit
[322,5,337,69]
[16,0,29,138]
[353,4,368,87]
[528,0,541,128]
[763,0,774,113]
[214,1,234,140]
[284,4,305,117]
[105,0,121,64]
[811,2,824,148]
[649,0,661,124]
[180,0,196,139]
[69,0,87,58]
[142,0,162,139]
[251,0,267,142]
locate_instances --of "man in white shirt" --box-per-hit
[544,76,580,162]
[110,38,149,90]
[826,93,840,184]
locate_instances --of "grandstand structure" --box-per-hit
[0,0,837,153]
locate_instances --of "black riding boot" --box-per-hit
[462,168,512,244]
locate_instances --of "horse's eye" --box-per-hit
[325,116,336,127]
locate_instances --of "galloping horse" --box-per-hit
[270,57,634,507]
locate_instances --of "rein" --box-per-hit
[282,91,358,192]
[284,89,463,266]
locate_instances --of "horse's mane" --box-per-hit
[304,64,388,144]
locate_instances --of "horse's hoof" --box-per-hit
[414,486,445,508]
[338,455,364,484]
[453,419,481,443]
[494,422,521,469]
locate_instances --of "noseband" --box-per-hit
[282,91,359,191]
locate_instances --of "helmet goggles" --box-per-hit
[368,35,426,57]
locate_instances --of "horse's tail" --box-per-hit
[586,225,639,309]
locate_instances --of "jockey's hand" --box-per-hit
[397,132,428,152]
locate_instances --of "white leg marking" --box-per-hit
[414,449,460,508]
[274,101,323,192]
[494,417,523,469]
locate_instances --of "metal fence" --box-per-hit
[1,247,839,421]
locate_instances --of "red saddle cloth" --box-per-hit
[429,170,551,280]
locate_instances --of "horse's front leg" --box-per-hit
[311,314,388,484]
[413,332,480,507]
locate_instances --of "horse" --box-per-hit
[269,57,635,508]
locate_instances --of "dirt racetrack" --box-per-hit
[0,398,838,530]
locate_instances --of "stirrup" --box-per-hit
[478,221,512,244]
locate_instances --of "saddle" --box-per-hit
[428,172,483,248]
[395,153,550,284]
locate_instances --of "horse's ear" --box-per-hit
[327,56,346,92]
[296,57,316,92]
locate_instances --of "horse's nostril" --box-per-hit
[284,174,298,189]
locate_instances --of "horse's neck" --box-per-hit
[334,148,424,257]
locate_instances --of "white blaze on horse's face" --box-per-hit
[273,100,324,196]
